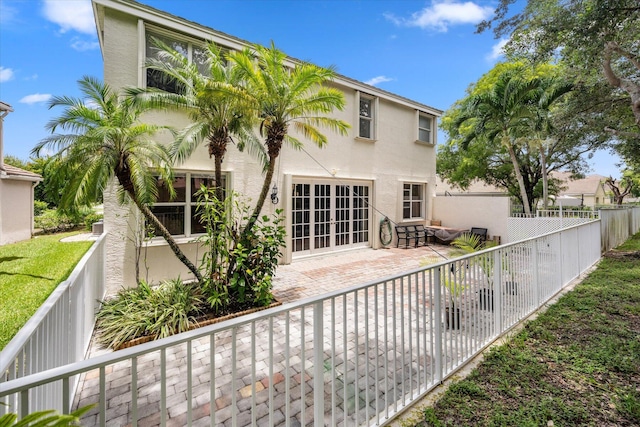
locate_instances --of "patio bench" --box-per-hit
[396,225,433,248]
[396,225,418,248]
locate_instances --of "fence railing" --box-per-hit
[0,233,105,415]
[0,222,601,426]
[508,207,640,247]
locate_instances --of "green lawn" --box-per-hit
[0,232,93,350]
[411,233,640,427]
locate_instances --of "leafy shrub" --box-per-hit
[95,279,205,349]
[83,212,103,230]
[34,209,75,233]
[33,200,49,216]
[195,188,286,311]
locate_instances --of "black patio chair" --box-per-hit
[470,227,488,243]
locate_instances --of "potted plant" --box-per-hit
[450,233,502,311]
[441,264,467,329]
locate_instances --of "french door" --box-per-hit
[291,180,371,256]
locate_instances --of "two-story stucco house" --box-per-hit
[92,0,442,292]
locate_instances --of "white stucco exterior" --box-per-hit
[93,0,442,292]
[0,102,42,246]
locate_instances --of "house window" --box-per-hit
[403,183,424,220]
[418,113,433,143]
[149,172,226,237]
[359,94,375,139]
[145,31,210,93]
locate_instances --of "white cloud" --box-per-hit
[19,93,52,105]
[487,38,509,61]
[0,67,15,83]
[0,3,18,25]
[385,0,493,32]
[42,0,95,35]
[365,76,394,86]
[71,38,99,51]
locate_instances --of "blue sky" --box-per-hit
[0,0,621,177]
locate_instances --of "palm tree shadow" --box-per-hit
[0,271,53,280]
[0,256,25,263]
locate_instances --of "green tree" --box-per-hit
[478,0,640,164]
[228,43,350,237]
[453,68,542,214]
[32,76,203,282]
[439,62,590,212]
[126,39,262,201]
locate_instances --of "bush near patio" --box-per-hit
[95,189,286,350]
[0,232,93,349]
[410,233,640,427]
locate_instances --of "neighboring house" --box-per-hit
[93,0,442,291]
[551,172,611,208]
[0,102,42,245]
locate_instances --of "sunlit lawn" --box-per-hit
[0,232,92,349]
[409,233,640,426]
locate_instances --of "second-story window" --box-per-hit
[145,31,210,93]
[418,113,433,143]
[359,95,375,139]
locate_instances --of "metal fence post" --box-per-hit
[433,267,443,383]
[314,301,324,427]
[493,250,503,335]
[532,240,540,306]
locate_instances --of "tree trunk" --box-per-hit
[603,42,640,127]
[116,171,203,283]
[135,200,203,283]
[506,139,531,215]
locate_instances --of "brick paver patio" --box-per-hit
[75,245,455,426]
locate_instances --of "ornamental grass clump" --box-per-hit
[96,279,204,349]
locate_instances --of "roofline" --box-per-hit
[91,0,443,116]
[0,101,13,113]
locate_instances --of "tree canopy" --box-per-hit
[478,0,640,168]
[438,62,587,212]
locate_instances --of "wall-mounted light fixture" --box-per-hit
[270,183,279,204]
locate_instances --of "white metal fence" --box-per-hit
[0,233,105,415]
[0,222,600,426]
[508,207,640,247]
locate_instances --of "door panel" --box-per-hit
[292,180,371,256]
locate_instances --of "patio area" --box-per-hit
[75,244,455,427]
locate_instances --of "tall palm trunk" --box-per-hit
[116,170,203,283]
[506,138,531,215]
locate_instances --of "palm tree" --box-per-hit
[32,76,203,282]
[456,71,540,215]
[228,43,351,237]
[530,77,573,208]
[126,39,262,201]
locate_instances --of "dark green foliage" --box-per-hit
[196,187,286,311]
[95,279,204,349]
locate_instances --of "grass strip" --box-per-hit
[0,232,93,349]
[412,233,640,427]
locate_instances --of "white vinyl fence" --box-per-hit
[0,233,105,415]
[508,207,640,249]
[0,222,600,426]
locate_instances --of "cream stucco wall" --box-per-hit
[432,196,510,243]
[0,178,35,245]
[98,3,439,291]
